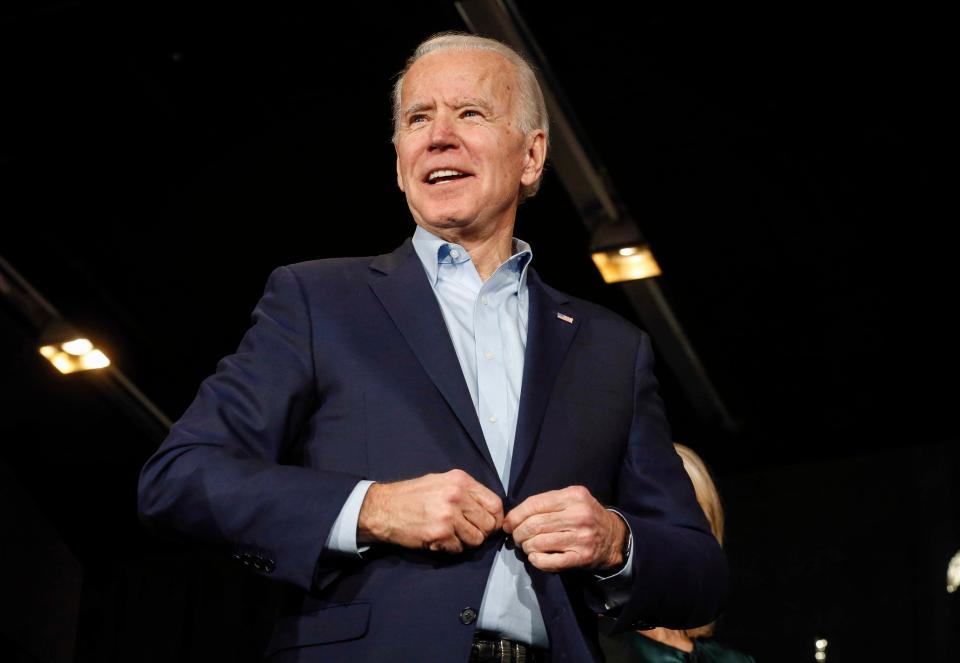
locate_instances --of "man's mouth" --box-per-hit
[426,169,472,185]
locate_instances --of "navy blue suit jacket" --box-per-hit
[138,239,727,662]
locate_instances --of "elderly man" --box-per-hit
[138,33,727,662]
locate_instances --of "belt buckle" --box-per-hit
[499,637,527,663]
[472,633,542,663]
[472,635,528,663]
[511,639,527,663]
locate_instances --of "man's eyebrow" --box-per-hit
[402,98,493,118]
[453,98,492,110]
[403,102,434,117]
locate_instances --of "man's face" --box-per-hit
[394,49,544,238]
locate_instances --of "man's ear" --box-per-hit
[395,149,405,192]
[519,130,546,187]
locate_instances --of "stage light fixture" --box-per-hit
[590,245,662,283]
[39,337,111,374]
[588,216,661,283]
[814,637,829,661]
[947,550,960,593]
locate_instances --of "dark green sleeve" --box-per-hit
[695,638,757,663]
[598,630,690,663]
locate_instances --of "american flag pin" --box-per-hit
[556,312,574,324]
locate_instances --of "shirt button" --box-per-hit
[481,295,489,306]
[484,351,494,360]
[459,607,478,625]
[450,249,460,259]
[489,415,497,423]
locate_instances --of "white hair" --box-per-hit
[392,32,549,201]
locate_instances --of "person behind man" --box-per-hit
[600,443,753,663]
[138,32,728,662]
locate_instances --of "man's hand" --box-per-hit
[357,469,504,553]
[503,486,627,573]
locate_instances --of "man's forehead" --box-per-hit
[402,49,517,106]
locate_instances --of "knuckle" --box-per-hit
[568,510,586,528]
[584,541,597,559]
[437,506,455,523]
[428,524,451,540]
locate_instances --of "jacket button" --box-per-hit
[459,607,477,625]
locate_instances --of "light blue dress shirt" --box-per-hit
[324,226,633,647]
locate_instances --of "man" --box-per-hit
[138,33,727,662]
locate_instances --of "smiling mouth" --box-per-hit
[426,169,472,185]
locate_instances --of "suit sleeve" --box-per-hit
[604,332,729,631]
[137,266,363,591]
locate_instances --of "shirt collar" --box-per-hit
[411,225,533,290]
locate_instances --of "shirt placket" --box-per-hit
[474,278,510,487]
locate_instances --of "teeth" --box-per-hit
[428,169,466,182]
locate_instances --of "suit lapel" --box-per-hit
[368,240,497,475]
[509,270,581,495]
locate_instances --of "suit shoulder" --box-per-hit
[255,256,376,297]
[283,256,375,281]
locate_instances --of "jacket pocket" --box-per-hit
[265,602,370,658]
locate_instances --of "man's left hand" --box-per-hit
[503,486,627,573]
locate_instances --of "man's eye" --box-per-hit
[409,114,428,124]
[462,110,481,118]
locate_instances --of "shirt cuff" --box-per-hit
[593,508,634,610]
[323,480,375,556]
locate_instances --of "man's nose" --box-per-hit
[428,113,460,151]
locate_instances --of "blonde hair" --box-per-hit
[391,32,549,201]
[673,442,724,638]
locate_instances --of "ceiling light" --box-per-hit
[948,550,960,593]
[591,245,662,283]
[589,217,661,283]
[39,337,111,374]
[814,637,829,661]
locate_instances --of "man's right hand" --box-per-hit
[357,469,504,553]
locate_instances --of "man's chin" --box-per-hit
[415,212,475,232]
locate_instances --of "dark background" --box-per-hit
[1,2,956,661]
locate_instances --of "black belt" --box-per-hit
[470,633,548,663]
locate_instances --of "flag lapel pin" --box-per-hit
[556,312,574,324]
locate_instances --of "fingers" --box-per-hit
[467,482,505,529]
[462,502,499,536]
[503,487,575,533]
[503,493,552,534]
[527,550,580,572]
[453,515,487,548]
[422,470,502,552]
[446,469,503,536]
[519,530,573,556]
[426,536,463,554]
[510,512,567,545]
[504,485,622,571]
